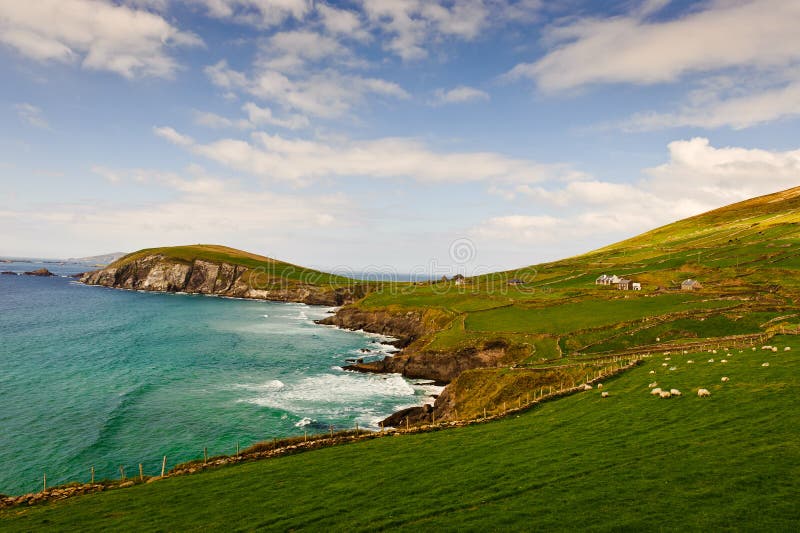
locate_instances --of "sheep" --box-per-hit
[708,358,715,363]
[725,347,729,352]
[721,359,728,363]
[597,383,603,389]
[687,360,694,364]
[664,357,671,361]
[721,376,730,382]
[752,347,756,351]
[670,389,682,396]
[762,362,770,367]
[762,345,773,351]
[772,347,778,353]
[697,388,711,397]
[669,366,677,371]
[662,362,668,367]
[583,384,593,390]
[601,391,609,398]
[785,347,792,351]
[712,349,718,354]
[651,387,663,396]
[683,350,689,355]
[649,370,656,374]
[649,381,658,388]
[660,390,672,399]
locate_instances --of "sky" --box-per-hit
[1,0,799,274]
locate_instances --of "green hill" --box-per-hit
[337,186,800,419]
[81,244,362,305]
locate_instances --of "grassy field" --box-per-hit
[3,336,797,530]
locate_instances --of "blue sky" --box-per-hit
[1,0,799,273]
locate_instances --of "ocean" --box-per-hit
[0,261,439,495]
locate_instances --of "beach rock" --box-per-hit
[382,404,433,427]
[1,271,17,275]
[23,268,54,277]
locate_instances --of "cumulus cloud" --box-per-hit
[0,0,202,79]
[431,86,490,105]
[476,137,800,246]
[193,103,309,131]
[506,0,800,92]
[14,103,50,129]
[154,126,580,186]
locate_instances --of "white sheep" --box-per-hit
[762,362,770,367]
[649,370,656,374]
[687,360,694,364]
[697,388,711,397]
[721,359,728,363]
[659,390,672,399]
[649,381,658,388]
[712,350,718,354]
[670,389,682,396]
[662,362,668,367]
[651,387,663,396]
[583,384,593,390]
[725,347,729,352]
[772,347,778,353]
[708,358,715,363]
[683,350,688,355]
[664,357,671,361]
[752,347,756,351]
[601,391,609,398]
[762,345,773,350]
[721,377,730,382]
[669,366,677,371]
[597,383,603,389]
[785,347,792,351]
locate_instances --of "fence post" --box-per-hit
[139,463,144,482]
[91,466,95,484]
[119,465,125,481]
[161,456,167,478]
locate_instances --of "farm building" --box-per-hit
[632,282,642,291]
[453,274,466,286]
[596,274,621,286]
[508,279,524,286]
[681,279,703,291]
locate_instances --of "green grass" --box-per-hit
[3,337,798,530]
[465,294,738,335]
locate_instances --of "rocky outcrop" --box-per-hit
[23,268,54,277]
[346,344,516,384]
[316,307,432,347]
[81,255,362,306]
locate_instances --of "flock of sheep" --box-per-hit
[589,342,787,400]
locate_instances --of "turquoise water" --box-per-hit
[0,263,437,495]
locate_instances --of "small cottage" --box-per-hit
[596,274,621,286]
[632,282,642,291]
[453,274,466,286]
[508,278,524,286]
[681,279,703,291]
[617,279,633,290]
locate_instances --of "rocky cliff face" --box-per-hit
[81,255,361,306]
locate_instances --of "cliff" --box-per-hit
[81,251,364,306]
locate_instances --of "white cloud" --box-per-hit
[0,0,202,79]
[507,0,800,92]
[621,74,800,131]
[431,85,490,105]
[155,126,578,186]
[476,137,800,246]
[1,166,353,260]
[259,30,349,73]
[190,0,311,28]
[153,126,194,147]
[241,102,310,130]
[317,4,369,41]
[205,60,408,119]
[14,103,50,129]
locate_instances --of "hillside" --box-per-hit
[81,244,364,306]
[329,186,800,421]
[2,336,797,530]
